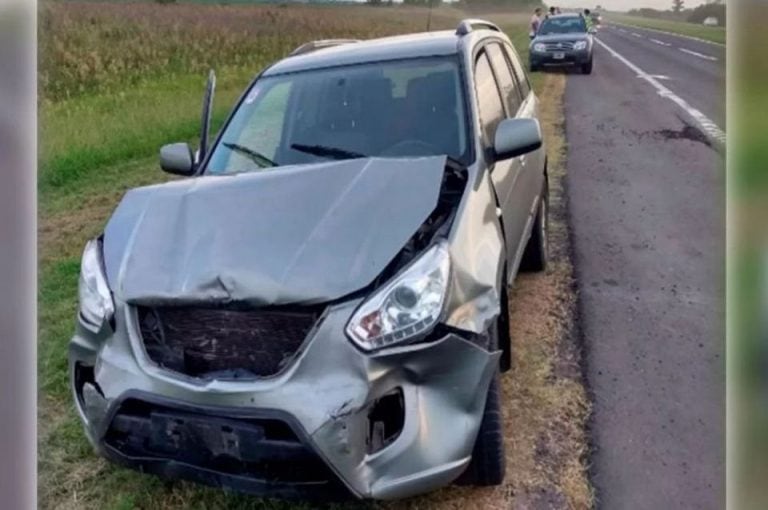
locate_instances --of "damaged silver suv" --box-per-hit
[70,19,549,501]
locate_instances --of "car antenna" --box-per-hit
[198,69,216,165]
[426,0,433,31]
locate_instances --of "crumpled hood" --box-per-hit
[103,156,446,306]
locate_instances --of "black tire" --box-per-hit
[498,276,512,373]
[519,183,548,272]
[456,322,506,486]
[581,59,593,74]
[529,62,539,73]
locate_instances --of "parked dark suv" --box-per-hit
[530,13,596,74]
[70,19,549,501]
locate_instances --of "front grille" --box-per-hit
[544,41,575,51]
[137,306,321,379]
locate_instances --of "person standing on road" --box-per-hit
[547,6,556,17]
[583,9,593,30]
[530,7,543,39]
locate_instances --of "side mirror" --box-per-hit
[492,118,542,162]
[160,143,195,176]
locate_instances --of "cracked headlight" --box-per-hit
[574,41,588,50]
[533,43,546,52]
[78,239,114,333]
[346,241,450,351]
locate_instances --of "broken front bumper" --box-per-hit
[69,299,500,500]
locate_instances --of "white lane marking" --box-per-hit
[617,28,627,33]
[678,47,718,61]
[650,38,672,47]
[639,74,671,80]
[631,32,643,38]
[595,38,725,146]
[608,21,724,47]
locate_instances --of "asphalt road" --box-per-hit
[563,22,725,509]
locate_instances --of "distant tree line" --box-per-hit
[686,1,725,25]
[365,0,542,6]
[363,0,440,6]
[457,0,543,6]
[628,0,725,27]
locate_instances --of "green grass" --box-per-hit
[38,9,548,508]
[733,14,768,504]
[39,258,80,397]
[40,66,259,193]
[606,13,726,44]
[736,87,768,194]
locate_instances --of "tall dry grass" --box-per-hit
[39,2,461,101]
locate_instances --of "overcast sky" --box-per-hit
[552,0,708,10]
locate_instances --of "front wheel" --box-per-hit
[519,184,548,272]
[529,62,539,73]
[581,59,593,74]
[455,321,506,486]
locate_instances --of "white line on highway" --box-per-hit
[595,38,725,146]
[631,32,643,38]
[617,28,627,33]
[650,38,672,47]
[678,47,718,61]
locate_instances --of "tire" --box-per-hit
[529,62,539,73]
[519,183,548,272]
[581,59,593,74]
[455,321,506,486]
[498,275,512,373]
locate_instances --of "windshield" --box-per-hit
[206,57,470,175]
[538,17,587,35]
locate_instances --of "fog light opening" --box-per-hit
[367,388,405,454]
[74,362,109,426]
[74,363,103,407]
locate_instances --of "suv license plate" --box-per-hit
[553,52,565,59]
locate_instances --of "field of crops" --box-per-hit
[39,2,590,509]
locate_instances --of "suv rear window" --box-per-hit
[206,57,470,174]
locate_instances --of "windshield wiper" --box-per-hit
[222,142,276,168]
[291,143,367,161]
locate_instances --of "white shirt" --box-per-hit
[530,14,542,36]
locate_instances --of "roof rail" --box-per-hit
[288,39,361,57]
[455,19,502,36]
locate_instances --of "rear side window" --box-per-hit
[486,43,521,115]
[504,44,531,99]
[474,52,505,143]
